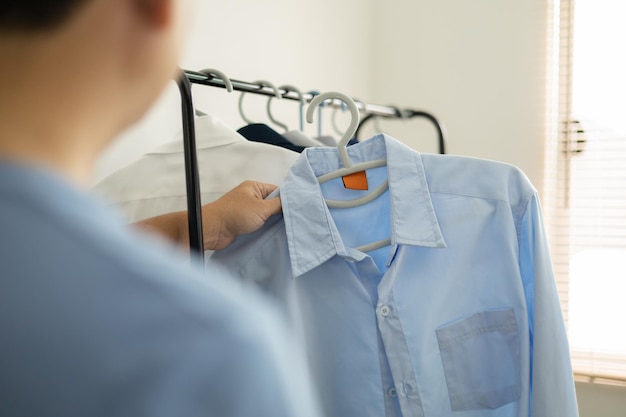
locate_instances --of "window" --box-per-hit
[545,0,626,382]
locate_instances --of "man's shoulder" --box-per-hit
[0,162,281,344]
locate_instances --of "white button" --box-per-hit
[388,387,397,398]
[379,305,390,317]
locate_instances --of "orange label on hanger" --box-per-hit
[342,171,369,190]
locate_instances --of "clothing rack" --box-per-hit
[355,111,447,154]
[177,73,205,261]
[184,69,409,117]
[177,69,448,260]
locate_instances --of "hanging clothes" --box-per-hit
[314,135,338,146]
[206,134,578,417]
[92,115,299,222]
[283,130,327,148]
[237,123,306,153]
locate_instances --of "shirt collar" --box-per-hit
[280,134,446,277]
[148,114,244,154]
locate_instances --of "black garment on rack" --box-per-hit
[238,124,305,153]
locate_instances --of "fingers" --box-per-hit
[203,181,283,250]
[240,181,282,218]
[252,181,279,199]
[263,195,282,217]
[250,181,281,216]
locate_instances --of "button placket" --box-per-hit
[375,296,424,417]
[375,264,424,416]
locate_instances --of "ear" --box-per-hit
[133,0,173,28]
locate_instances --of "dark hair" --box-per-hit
[0,0,89,31]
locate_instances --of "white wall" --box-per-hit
[369,0,550,194]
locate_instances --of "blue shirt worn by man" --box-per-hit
[207,134,579,417]
[0,161,320,417]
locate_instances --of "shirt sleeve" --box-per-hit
[518,193,579,417]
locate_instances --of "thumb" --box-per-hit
[254,182,279,199]
[262,195,282,217]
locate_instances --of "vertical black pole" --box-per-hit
[177,71,204,264]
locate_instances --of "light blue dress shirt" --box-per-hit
[0,162,321,417]
[208,134,579,417]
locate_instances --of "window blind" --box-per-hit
[544,0,626,382]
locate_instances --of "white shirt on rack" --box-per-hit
[92,114,300,222]
[283,130,328,147]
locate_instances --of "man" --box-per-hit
[0,1,319,416]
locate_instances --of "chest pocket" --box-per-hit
[435,308,521,411]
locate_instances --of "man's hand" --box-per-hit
[134,181,281,251]
[201,181,281,250]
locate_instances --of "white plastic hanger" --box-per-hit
[279,85,306,132]
[238,80,282,126]
[331,99,348,137]
[306,92,391,252]
[195,68,233,116]
[199,68,234,92]
[306,92,388,209]
[307,90,326,138]
[331,97,365,138]
[276,85,329,147]
[264,84,304,133]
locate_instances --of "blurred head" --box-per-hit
[0,0,190,161]
[0,0,92,32]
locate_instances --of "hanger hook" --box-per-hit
[276,85,305,132]
[192,68,234,117]
[265,83,302,133]
[198,68,234,93]
[238,79,281,125]
[307,90,325,137]
[331,99,349,137]
[307,91,359,169]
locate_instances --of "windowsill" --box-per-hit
[574,373,626,387]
